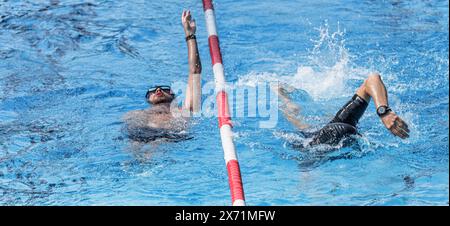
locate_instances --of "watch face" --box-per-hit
[379,107,386,114]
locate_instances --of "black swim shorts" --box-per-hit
[308,94,369,146]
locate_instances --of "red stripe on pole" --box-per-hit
[208,35,223,65]
[226,160,245,203]
[217,91,232,128]
[202,0,214,11]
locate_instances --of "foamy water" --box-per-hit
[237,24,371,101]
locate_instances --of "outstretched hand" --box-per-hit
[381,111,410,139]
[181,10,196,36]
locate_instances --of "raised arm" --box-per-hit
[272,83,310,130]
[356,73,410,139]
[182,10,202,113]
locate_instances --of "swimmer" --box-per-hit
[274,73,410,147]
[123,10,201,142]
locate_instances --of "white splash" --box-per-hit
[237,22,370,101]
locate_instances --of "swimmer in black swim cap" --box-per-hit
[273,73,410,147]
[123,10,202,142]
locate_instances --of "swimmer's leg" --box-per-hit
[272,83,310,130]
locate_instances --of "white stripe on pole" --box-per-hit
[204,9,218,36]
[233,199,245,206]
[220,125,237,163]
[213,63,226,92]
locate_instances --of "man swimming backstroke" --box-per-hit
[274,73,410,148]
[123,10,201,143]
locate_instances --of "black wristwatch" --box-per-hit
[376,105,392,117]
[185,34,196,42]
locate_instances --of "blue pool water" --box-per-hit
[0,0,448,205]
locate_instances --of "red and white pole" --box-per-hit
[202,0,246,206]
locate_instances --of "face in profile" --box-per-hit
[146,86,175,105]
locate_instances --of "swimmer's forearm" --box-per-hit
[362,73,388,108]
[368,83,388,108]
[359,73,410,139]
[187,37,202,74]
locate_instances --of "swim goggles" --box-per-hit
[145,85,172,99]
